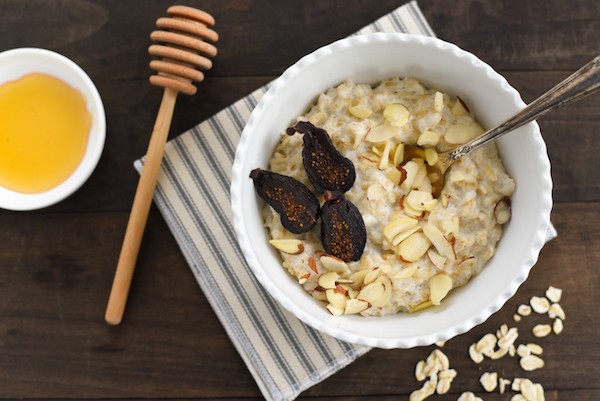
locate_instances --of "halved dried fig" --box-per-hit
[286,121,356,193]
[250,168,320,234]
[320,191,366,262]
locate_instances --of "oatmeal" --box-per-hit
[261,77,515,316]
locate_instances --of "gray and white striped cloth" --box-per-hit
[134,3,469,400]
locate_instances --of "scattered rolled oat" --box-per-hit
[527,343,543,355]
[499,378,511,394]
[548,303,566,320]
[532,324,552,338]
[517,304,532,316]
[409,376,436,401]
[545,286,562,303]
[480,371,498,392]
[517,344,531,358]
[457,392,484,401]
[469,343,484,363]
[553,318,564,335]
[520,354,545,371]
[513,313,522,322]
[530,296,550,314]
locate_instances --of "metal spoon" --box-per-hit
[406,55,600,197]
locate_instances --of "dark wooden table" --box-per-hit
[1,1,599,400]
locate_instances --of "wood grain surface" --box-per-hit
[0,1,598,400]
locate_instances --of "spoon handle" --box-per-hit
[448,55,600,160]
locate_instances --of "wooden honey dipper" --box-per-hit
[105,5,218,325]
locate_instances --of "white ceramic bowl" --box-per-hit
[231,33,552,349]
[0,48,106,211]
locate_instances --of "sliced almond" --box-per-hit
[378,141,392,170]
[429,273,452,305]
[452,97,470,116]
[326,289,348,309]
[326,304,344,316]
[348,103,372,119]
[344,298,369,315]
[444,123,477,144]
[317,272,339,290]
[383,216,419,240]
[412,162,428,188]
[546,286,562,303]
[392,225,421,247]
[494,198,512,224]
[370,275,393,307]
[398,232,431,262]
[363,267,381,286]
[393,263,419,279]
[423,224,456,260]
[393,143,405,165]
[434,91,444,112]
[268,239,304,254]
[406,190,434,212]
[385,168,402,185]
[319,254,348,274]
[427,248,447,270]
[409,300,433,313]
[366,122,398,143]
[417,130,439,147]
[400,160,420,190]
[348,269,370,288]
[383,103,410,127]
[357,282,385,304]
[424,147,439,166]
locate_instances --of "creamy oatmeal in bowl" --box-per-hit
[258,77,515,316]
[231,33,552,348]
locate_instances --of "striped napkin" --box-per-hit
[134,2,553,400]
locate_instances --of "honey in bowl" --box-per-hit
[0,73,92,194]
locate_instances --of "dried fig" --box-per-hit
[320,191,366,262]
[286,121,356,193]
[250,168,320,234]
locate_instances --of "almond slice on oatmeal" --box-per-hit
[398,232,431,262]
[317,272,339,290]
[348,103,372,119]
[357,282,386,304]
[319,254,348,274]
[366,121,399,143]
[393,263,419,279]
[383,103,410,127]
[379,141,392,170]
[406,190,434,212]
[444,123,477,144]
[344,298,369,314]
[383,216,419,240]
[392,225,422,247]
[326,289,348,309]
[417,130,439,147]
[393,143,405,165]
[400,160,420,190]
[268,239,304,254]
[423,224,456,260]
[429,273,452,305]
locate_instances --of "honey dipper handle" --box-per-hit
[105,88,178,325]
